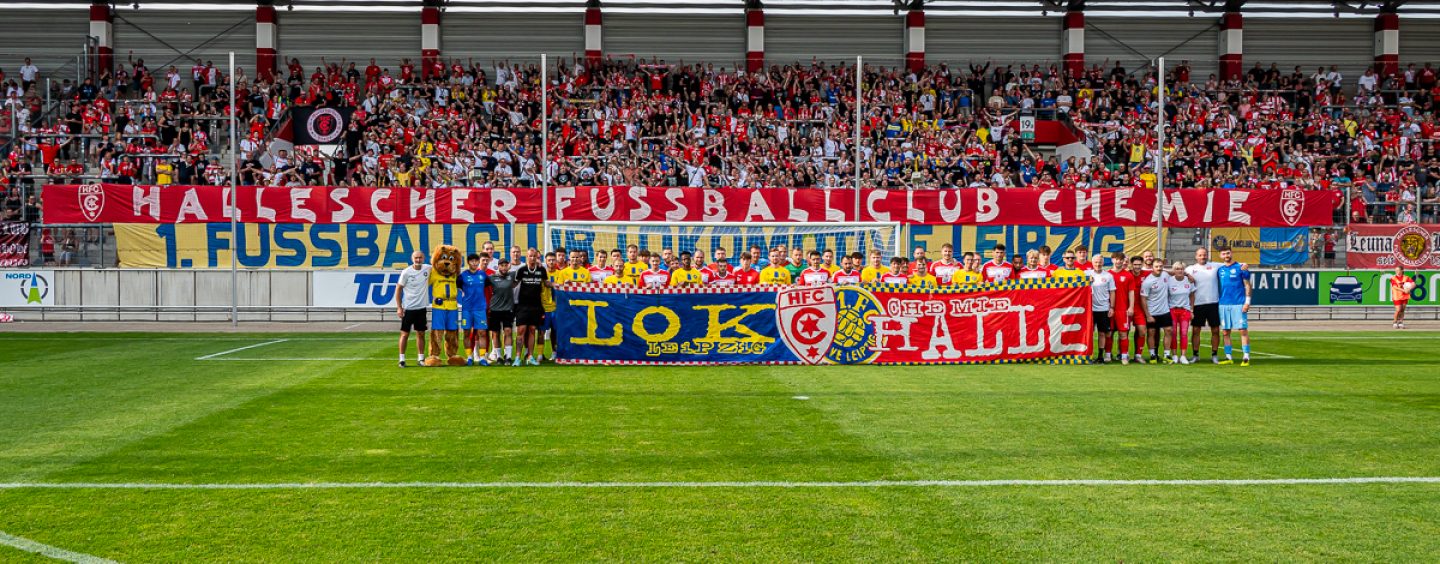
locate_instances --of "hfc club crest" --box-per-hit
[78,183,105,222]
[776,285,836,365]
[1280,189,1304,226]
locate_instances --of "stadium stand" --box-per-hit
[4,2,1440,230]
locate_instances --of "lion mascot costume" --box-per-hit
[425,245,467,367]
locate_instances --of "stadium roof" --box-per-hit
[8,0,1440,17]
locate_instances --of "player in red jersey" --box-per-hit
[639,252,670,288]
[1108,252,1139,364]
[732,252,760,285]
[588,248,615,283]
[1124,255,1149,362]
[1075,244,1094,271]
[881,257,912,284]
[907,246,928,275]
[929,243,963,285]
[982,244,1017,283]
[707,258,736,286]
[832,253,863,285]
[1391,265,1415,329]
[799,251,832,285]
[1037,245,1058,275]
[1018,250,1051,279]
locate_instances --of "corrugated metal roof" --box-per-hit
[10,0,1440,18]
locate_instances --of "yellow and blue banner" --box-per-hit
[115,223,1155,269]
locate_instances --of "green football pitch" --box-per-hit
[1,331,1438,562]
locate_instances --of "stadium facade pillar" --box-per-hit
[904,6,924,72]
[1218,10,1242,81]
[1062,9,1084,80]
[1374,10,1399,78]
[422,2,441,79]
[256,2,278,82]
[88,0,113,77]
[585,0,603,67]
[745,1,764,73]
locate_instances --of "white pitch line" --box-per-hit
[1,477,1438,490]
[193,339,289,360]
[199,357,380,362]
[1249,352,1295,359]
[342,323,365,330]
[0,530,117,564]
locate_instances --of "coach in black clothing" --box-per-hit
[511,248,550,366]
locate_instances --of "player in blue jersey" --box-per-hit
[458,253,492,366]
[1215,246,1252,366]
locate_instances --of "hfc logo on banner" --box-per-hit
[776,286,837,364]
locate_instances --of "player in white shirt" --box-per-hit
[1166,262,1197,365]
[798,251,832,285]
[1087,254,1116,364]
[1184,247,1222,363]
[394,251,432,367]
[1139,267,1175,364]
[928,243,963,284]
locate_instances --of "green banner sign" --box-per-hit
[1317,270,1438,306]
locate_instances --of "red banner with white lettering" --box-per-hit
[1344,223,1440,269]
[44,184,1336,227]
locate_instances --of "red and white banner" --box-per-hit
[45,184,540,225]
[0,222,30,267]
[1345,223,1440,269]
[859,282,1092,364]
[44,184,1337,227]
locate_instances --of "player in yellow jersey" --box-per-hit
[620,244,647,285]
[861,249,890,283]
[952,253,984,285]
[908,257,939,288]
[539,251,562,361]
[821,249,840,274]
[1052,250,1086,278]
[668,252,704,287]
[557,249,592,284]
[759,247,793,285]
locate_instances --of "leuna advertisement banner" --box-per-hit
[1249,269,1439,306]
[1344,224,1440,269]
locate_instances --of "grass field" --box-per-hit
[2,331,1439,562]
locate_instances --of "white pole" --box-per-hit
[854,56,862,214]
[1155,56,1165,263]
[538,53,541,251]
[228,52,238,327]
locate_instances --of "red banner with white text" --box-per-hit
[44,184,1337,227]
[1344,223,1440,269]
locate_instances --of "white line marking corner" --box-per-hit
[0,530,117,564]
[194,339,289,361]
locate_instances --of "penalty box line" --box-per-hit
[0,530,117,564]
[1,477,1438,490]
[194,339,289,360]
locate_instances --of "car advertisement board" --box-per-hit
[1247,269,1439,306]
